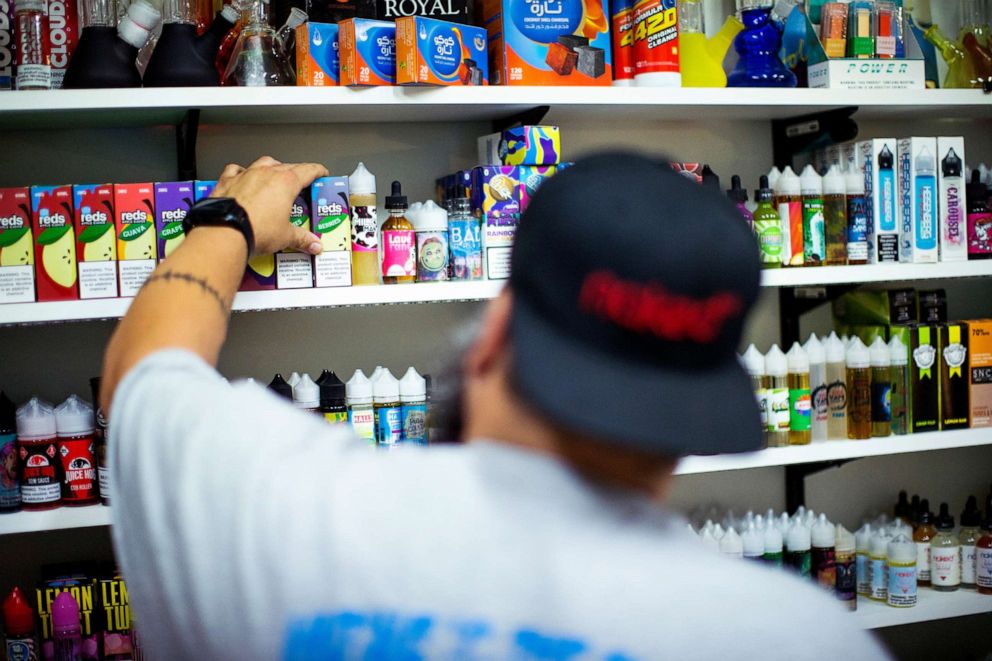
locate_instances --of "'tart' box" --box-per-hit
[277,194,315,289]
[897,137,939,264]
[311,177,352,287]
[73,184,118,299]
[969,319,992,429]
[113,183,156,297]
[296,22,340,86]
[31,185,78,302]
[339,18,396,86]
[910,324,940,433]
[938,322,969,430]
[477,125,560,166]
[0,187,35,304]
[396,16,487,85]
[154,181,194,261]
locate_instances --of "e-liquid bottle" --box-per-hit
[753,175,784,269]
[855,523,872,596]
[799,165,826,266]
[14,0,52,90]
[0,392,20,512]
[764,344,790,447]
[785,518,812,577]
[775,166,803,266]
[822,165,848,265]
[888,336,909,435]
[931,502,961,592]
[869,526,890,601]
[742,521,764,561]
[741,344,769,448]
[869,337,892,438]
[846,337,871,439]
[878,144,898,237]
[267,373,293,400]
[824,332,847,440]
[887,533,918,608]
[316,371,348,424]
[719,527,744,559]
[978,513,992,595]
[835,524,857,610]
[763,518,784,566]
[787,342,811,446]
[399,367,427,445]
[448,196,482,280]
[54,395,99,506]
[959,496,981,589]
[804,334,827,442]
[52,591,82,661]
[845,166,869,265]
[914,499,937,587]
[287,372,302,389]
[3,586,38,661]
[811,513,836,590]
[380,181,416,285]
[699,524,719,553]
[940,147,966,258]
[967,169,992,259]
[345,370,375,448]
[89,378,110,506]
[349,162,381,285]
[15,398,61,511]
[292,374,320,414]
[414,200,449,282]
[373,369,402,449]
[726,175,753,229]
[915,147,938,255]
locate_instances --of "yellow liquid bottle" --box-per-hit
[678,0,742,87]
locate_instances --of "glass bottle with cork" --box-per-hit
[959,496,981,590]
[846,337,871,440]
[930,502,961,592]
[380,182,416,285]
[914,499,937,587]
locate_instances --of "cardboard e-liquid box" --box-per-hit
[858,138,899,263]
[936,137,967,262]
[910,324,940,433]
[277,193,315,289]
[897,137,939,264]
[113,183,156,297]
[969,319,992,428]
[918,289,947,324]
[470,166,520,280]
[938,322,970,430]
[31,185,79,302]
[339,18,396,86]
[35,571,98,651]
[311,177,352,287]
[477,125,561,166]
[154,181,194,261]
[194,180,216,201]
[395,16,487,86]
[296,22,340,86]
[73,184,118,299]
[518,165,556,212]
[0,187,36,304]
[98,574,132,659]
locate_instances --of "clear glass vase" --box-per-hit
[222,0,295,86]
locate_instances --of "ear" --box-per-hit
[465,289,513,378]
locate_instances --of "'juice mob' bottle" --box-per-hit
[811,513,836,590]
[822,164,848,265]
[785,518,812,577]
[824,332,847,439]
[804,334,827,442]
[914,499,937,587]
[846,166,869,265]
[869,337,892,438]
[846,337,871,440]
[775,166,803,266]
[869,526,890,601]
[399,367,427,445]
[931,502,961,592]
[14,398,61,511]
[764,344,790,447]
[54,395,99,506]
[373,369,403,449]
[316,370,348,424]
[835,524,857,610]
[786,342,811,445]
[379,181,416,285]
[799,165,826,266]
[855,522,872,596]
[345,370,375,448]
[889,336,910,435]
[959,496,981,589]
[887,532,918,608]
[348,162,380,285]
[752,175,783,268]
[741,344,769,448]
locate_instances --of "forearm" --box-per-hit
[102,226,247,414]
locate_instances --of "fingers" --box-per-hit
[284,162,331,188]
[294,226,323,255]
[249,155,283,169]
[219,163,245,180]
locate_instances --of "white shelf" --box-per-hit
[0,504,111,535]
[855,590,991,629]
[674,428,992,475]
[0,87,989,129]
[760,260,992,287]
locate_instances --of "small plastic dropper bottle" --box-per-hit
[741,344,769,447]
[822,164,848,265]
[787,342,811,446]
[886,532,918,608]
[292,374,319,414]
[316,371,348,424]
[811,513,836,590]
[700,524,720,553]
[978,508,992,594]
[914,499,937,587]
[753,175,784,269]
[373,369,403,448]
[763,518,784,566]
[764,345,790,447]
[720,527,744,560]
[267,373,293,400]
[287,372,301,388]
[959,496,981,589]
[775,166,803,266]
[380,181,416,285]
[835,524,857,610]
[889,336,910,435]
[930,502,961,592]
[799,164,826,265]
[742,521,765,561]
[399,367,427,445]
[846,337,872,440]
[869,337,892,438]
[726,175,753,228]
[349,162,380,286]
[345,370,375,447]
[785,518,812,577]
[804,334,827,442]
[869,526,890,601]
[855,522,872,596]
[824,332,847,439]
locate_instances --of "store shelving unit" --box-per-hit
[854,592,991,629]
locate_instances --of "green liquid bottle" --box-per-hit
[753,175,784,269]
[800,165,826,266]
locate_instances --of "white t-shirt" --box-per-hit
[110,350,890,660]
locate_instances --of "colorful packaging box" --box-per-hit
[73,184,118,299]
[296,22,340,86]
[113,183,156,297]
[0,0,12,90]
[969,319,992,429]
[470,166,520,280]
[0,187,35,304]
[98,574,133,659]
[374,0,472,22]
[154,181,194,262]
[910,323,940,433]
[478,125,560,166]
[518,164,556,211]
[938,322,969,430]
[47,0,79,88]
[311,177,352,287]
[395,16,487,85]
[936,137,967,262]
[482,0,612,85]
[196,181,276,293]
[194,180,217,201]
[858,138,899,263]
[277,193,315,289]
[35,570,98,655]
[339,18,396,86]
[31,185,78,302]
[897,137,939,264]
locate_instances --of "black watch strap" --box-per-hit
[182,197,255,257]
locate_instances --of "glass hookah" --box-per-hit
[222,0,296,86]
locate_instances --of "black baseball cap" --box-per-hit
[508,152,762,456]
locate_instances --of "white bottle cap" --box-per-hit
[712,523,725,540]
[740,344,765,377]
[835,524,855,553]
[869,336,891,367]
[776,166,800,196]
[754,513,765,530]
[764,344,787,377]
[118,17,151,48]
[870,528,890,557]
[54,395,95,435]
[292,373,319,409]
[346,369,372,405]
[399,366,426,403]
[776,512,791,536]
[887,533,916,563]
[700,527,720,553]
[803,333,825,365]
[855,523,872,552]
[846,337,870,369]
[845,166,865,195]
[373,368,399,403]
[349,162,376,195]
[16,397,56,438]
[416,200,448,232]
[804,509,816,528]
[219,2,238,22]
[786,519,811,551]
[764,521,783,553]
[742,522,765,557]
[786,342,809,373]
[126,0,161,29]
[406,202,423,227]
[889,335,908,366]
[889,520,913,539]
[824,331,846,363]
[766,166,782,191]
[800,164,823,195]
[370,366,384,383]
[811,513,835,548]
[719,527,744,558]
[822,164,846,195]
[287,372,301,388]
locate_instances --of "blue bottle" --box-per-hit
[915,147,938,252]
[728,0,797,87]
[878,145,897,234]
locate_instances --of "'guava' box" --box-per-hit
[0,187,35,304]
[339,18,396,86]
[311,177,352,287]
[73,184,118,300]
[154,181,194,262]
[969,319,992,429]
[478,125,560,166]
[482,0,612,85]
[296,22,340,86]
[31,185,78,302]
[277,193,315,289]
[395,16,487,85]
[113,183,156,298]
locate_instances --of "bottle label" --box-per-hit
[827,380,847,419]
[802,198,825,263]
[916,542,931,581]
[811,384,828,425]
[415,230,448,282]
[381,229,416,278]
[856,552,870,595]
[0,432,19,508]
[18,439,62,504]
[870,557,887,599]
[788,387,811,432]
[778,200,803,266]
[887,562,917,607]
[835,556,856,600]
[769,387,790,431]
[785,550,811,577]
[847,194,868,261]
[755,388,769,429]
[961,543,976,585]
[348,407,376,448]
[631,0,678,76]
[812,547,836,590]
[968,211,992,257]
[978,547,992,588]
[58,435,98,502]
[98,465,110,502]
[5,636,37,661]
[375,406,403,448]
[323,411,349,425]
[401,403,427,445]
[449,219,483,280]
[755,220,784,265]
[15,63,51,89]
[931,547,960,586]
[351,205,378,253]
[870,380,891,423]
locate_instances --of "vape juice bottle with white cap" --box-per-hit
[399,367,427,445]
[846,337,871,440]
[764,345,790,447]
[15,398,62,511]
[54,395,99,505]
[869,337,891,438]
[0,392,19,512]
[346,370,375,448]
[887,532,917,608]
[822,165,848,265]
[889,336,909,435]
[930,502,960,592]
[835,524,857,610]
[786,342,811,446]
[824,332,847,440]
[373,369,402,449]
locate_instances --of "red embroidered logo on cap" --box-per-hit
[579,271,742,343]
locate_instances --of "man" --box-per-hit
[103,154,889,659]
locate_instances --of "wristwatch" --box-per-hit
[182,197,255,257]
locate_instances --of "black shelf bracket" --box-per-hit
[785,460,853,513]
[491,105,550,133]
[176,109,201,181]
[771,106,859,171]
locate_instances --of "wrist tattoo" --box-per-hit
[142,270,231,314]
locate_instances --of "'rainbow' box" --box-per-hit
[396,16,487,85]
